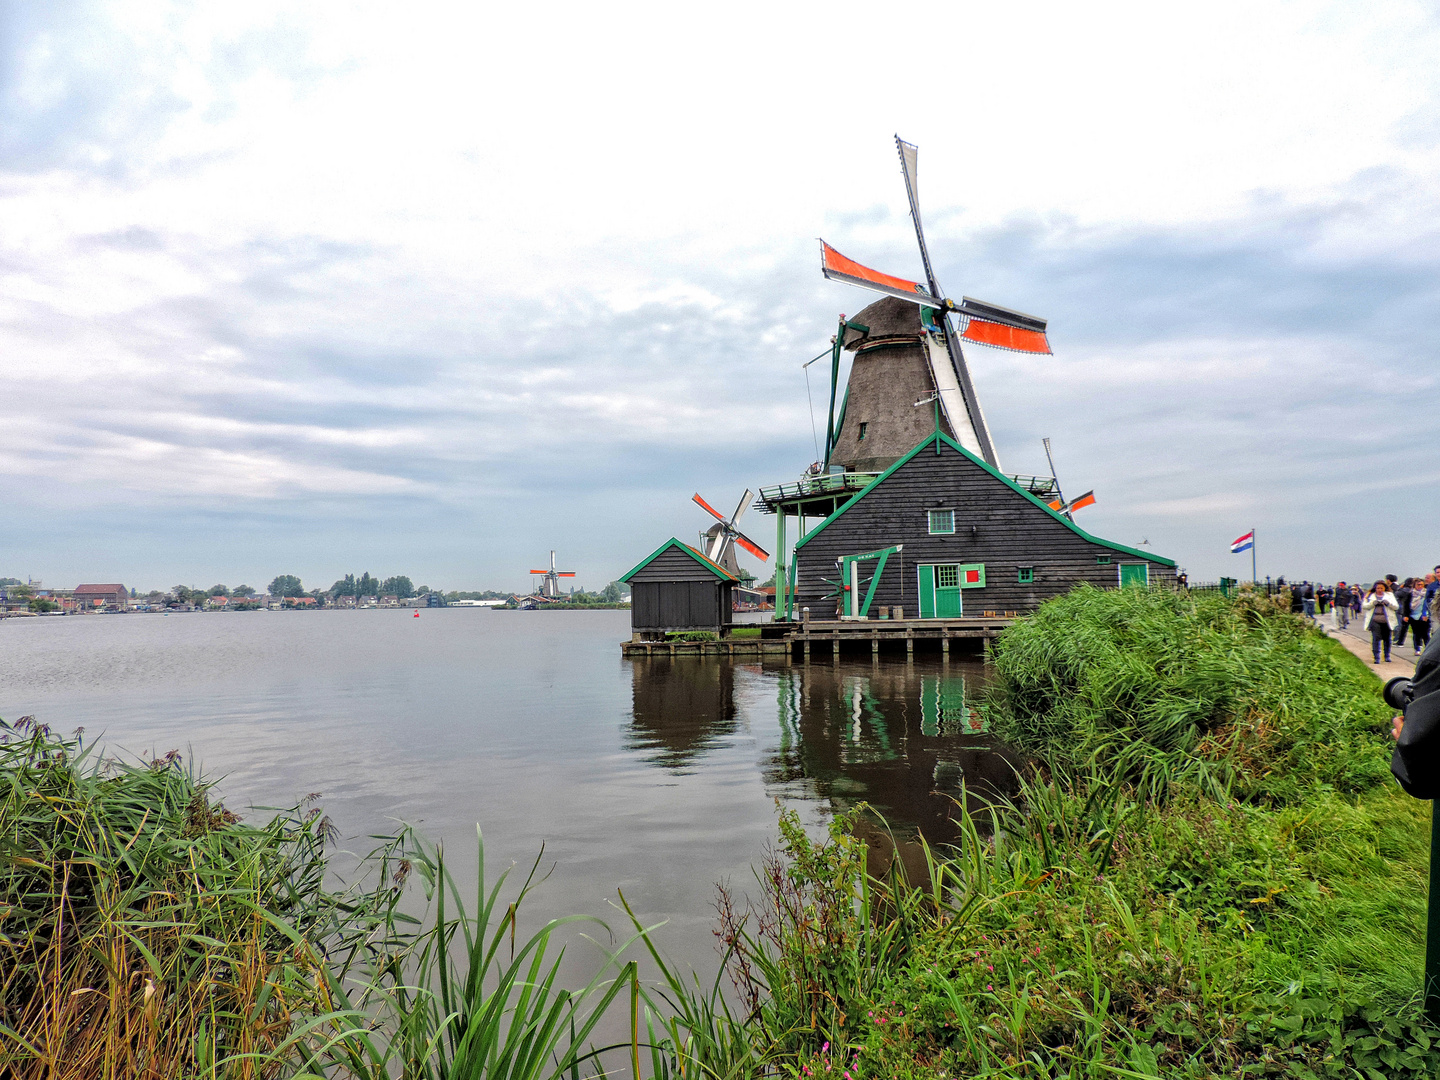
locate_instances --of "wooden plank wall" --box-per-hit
[629,547,732,631]
[793,439,1176,617]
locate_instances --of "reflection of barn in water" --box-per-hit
[762,659,1025,844]
[626,659,739,771]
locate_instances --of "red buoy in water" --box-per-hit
[413,610,420,617]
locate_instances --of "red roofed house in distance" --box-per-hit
[73,584,129,611]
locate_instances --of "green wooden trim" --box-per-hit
[917,564,935,618]
[958,563,986,589]
[794,432,1176,567]
[619,538,738,584]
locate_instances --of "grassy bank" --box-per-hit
[0,722,661,1080]
[711,586,1436,1078]
[3,585,1434,1078]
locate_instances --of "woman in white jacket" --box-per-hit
[1363,580,1400,664]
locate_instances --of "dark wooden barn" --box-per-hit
[792,433,1175,619]
[621,539,737,640]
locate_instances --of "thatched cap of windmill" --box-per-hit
[841,295,923,349]
[829,296,954,475]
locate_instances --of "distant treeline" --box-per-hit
[145,576,628,605]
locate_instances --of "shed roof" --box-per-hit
[620,538,739,583]
[794,432,1176,567]
[74,583,126,594]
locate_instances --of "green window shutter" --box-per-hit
[958,564,985,588]
[928,509,954,534]
[1119,563,1150,588]
[918,564,936,619]
[1096,555,1111,565]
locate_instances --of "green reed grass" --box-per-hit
[703,586,1438,1078]
[0,716,355,1080]
[0,720,685,1080]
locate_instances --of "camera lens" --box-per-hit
[1383,677,1414,712]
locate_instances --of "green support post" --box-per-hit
[775,511,787,621]
[1428,804,1440,1024]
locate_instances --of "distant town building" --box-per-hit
[74,583,129,611]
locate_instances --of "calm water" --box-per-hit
[0,609,1019,976]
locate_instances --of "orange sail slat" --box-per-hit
[960,318,1052,355]
[820,242,939,305]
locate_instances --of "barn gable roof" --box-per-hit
[620,538,739,584]
[794,432,1176,567]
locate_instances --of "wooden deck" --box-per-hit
[620,616,1013,658]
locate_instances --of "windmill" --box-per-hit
[818,136,1054,474]
[692,491,770,578]
[1037,437,1096,520]
[528,551,577,598]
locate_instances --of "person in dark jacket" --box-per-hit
[1333,582,1352,629]
[1396,578,1415,647]
[1391,632,1440,798]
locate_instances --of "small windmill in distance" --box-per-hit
[693,491,770,578]
[529,551,577,598]
[1039,437,1096,521]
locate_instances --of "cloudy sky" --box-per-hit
[3,0,1438,593]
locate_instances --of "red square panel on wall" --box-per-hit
[964,569,981,584]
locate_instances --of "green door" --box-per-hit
[917,565,935,618]
[1119,563,1149,588]
[934,564,962,617]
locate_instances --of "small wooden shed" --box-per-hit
[620,538,737,641]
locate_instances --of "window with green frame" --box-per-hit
[1096,555,1111,565]
[1017,567,1034,583]
[928,509,955,534]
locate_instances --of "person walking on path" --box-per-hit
[1351,584,1363,621]
[1413,578,1433,656]
[1300,581,1316,620]
[1363,580,1399,664]
[1396,578,1415,648]
[1333,582,1353,629]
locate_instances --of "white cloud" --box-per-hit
[4,1,1440,586]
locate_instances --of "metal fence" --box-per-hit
[1183,578,1286,598]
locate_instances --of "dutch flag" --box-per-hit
[1230,530,1254,554]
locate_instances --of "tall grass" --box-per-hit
[703,586,1438,1078]
[0,718,703,1080]
[0,716,351,1079]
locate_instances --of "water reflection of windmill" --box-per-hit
[692,491,770,578]
[528,551,577,598]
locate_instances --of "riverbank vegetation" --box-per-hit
[3,585,1433,1078]
[711,585,1436,1078]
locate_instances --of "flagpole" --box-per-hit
[1252,527,1257,585]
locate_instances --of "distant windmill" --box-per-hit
[692,491,770,578]
[1037,437,1097,521]
[529,551,577,598]
[819,135,1053,475]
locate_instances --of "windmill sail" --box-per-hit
[821,136,1056,473]
[821,243,940,306]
